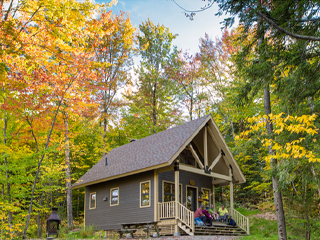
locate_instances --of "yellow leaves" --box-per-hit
[235,112,320,163]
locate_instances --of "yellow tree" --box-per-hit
[0,0,115,238]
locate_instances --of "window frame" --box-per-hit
[140,180,151,208]
[201,187,211,208]
[89,192,96,210]
[110,187,119,206]
[162,180,183,203]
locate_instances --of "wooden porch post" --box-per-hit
[154,169,158,222]
[84,188,86,230]
[174,161,180,235]
[229,168,234,214]
[212,184,215,210]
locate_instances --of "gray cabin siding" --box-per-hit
[159,168,213,207]
[85,170,154,230]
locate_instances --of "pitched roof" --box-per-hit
[72,115,209,189]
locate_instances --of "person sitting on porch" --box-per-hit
[208,204,219,220]
[202,207,213,227]
[195,205,212,227]
[218,204,229,222]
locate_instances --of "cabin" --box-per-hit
[72,114,249,236]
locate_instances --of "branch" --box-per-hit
[172,0,214,20]
[257,11,320,41]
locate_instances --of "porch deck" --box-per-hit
[157,201,250,236]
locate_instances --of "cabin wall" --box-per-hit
[158,169,212,208]
[85,170,154,230]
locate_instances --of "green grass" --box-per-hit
[235,208,320,240]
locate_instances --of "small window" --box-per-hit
[89,192,96,209]
[202,188,210,208]
[110,187,119,206]
[163,181,182,203]
[140,181,151,207]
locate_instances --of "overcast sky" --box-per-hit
[98,0,228,56]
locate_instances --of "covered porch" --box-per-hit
[152,124,249,236]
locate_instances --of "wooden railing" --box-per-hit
[176,202,194,234]
[230,208,250,234]
[158,201,175,219]
[158,201,194,234]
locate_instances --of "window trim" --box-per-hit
[89,192,96,210]
[201,187,211,208]
[110,187,119,206]
[162,180,183,203]
[140,180,151,208]
[186,185,198,210]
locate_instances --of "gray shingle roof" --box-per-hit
[72,115,209,188]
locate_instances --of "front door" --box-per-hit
[186,187,197,211]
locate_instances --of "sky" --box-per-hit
[98,0,229,56]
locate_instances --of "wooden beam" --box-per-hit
[84,188,86,230]
[174,162,179,234]
[212,179,227,185]
[204,127,208,168]
[207,126,221,149]
[229,168,234,214]
[157,165,174,173]
[212,184,215,210]
[179,164,231,181]
[189,144,204,169]
[209,152,221,171]
[168,115,211,165]
[154,169,159,221]
[211,172,232,181]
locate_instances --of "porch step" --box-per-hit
[194,225,247,236]
[178,222,193,236]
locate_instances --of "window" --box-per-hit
[89,192,96,209]
[202,188,210,208]
[178,149,195,166]
[110,187,119,206]
[140,181,151,207]
[163,181,182,203]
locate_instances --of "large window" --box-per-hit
[163,181,182,203]
[140,181,151,207]
[178,142,204,167]
[89,192,96,209]
[179,149,195,166]
[110,187,119,206]
[201,188,210,208]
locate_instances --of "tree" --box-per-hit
[90,11,135,155]
[124,19,182,138]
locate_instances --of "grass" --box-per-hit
[236,207,320,240]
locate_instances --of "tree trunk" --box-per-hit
[64,115,73,228]
[23,98,64,239]
[190,94,193,121]
[3,114,13,232]
[257,0,287,237]
[152,82,157,133]
[37,190,44,238]
[264,87,287,240]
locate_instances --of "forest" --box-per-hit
[0,0,320,239]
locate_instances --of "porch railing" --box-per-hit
[158,201,175,219]
[158,201,194,234]
[176,202,194,234]
[230,208,250,234]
